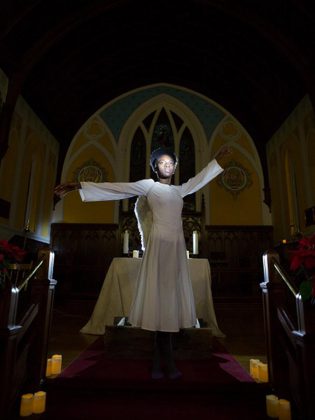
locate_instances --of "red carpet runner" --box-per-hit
[42,333,270,419]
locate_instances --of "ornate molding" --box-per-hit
[73,159,107,182]
[217,160,252,197]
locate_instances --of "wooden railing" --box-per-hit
[0,249,57,419]
[261,250,315,420]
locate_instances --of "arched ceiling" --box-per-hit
[0,0,314,180]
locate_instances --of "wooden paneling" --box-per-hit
[202,226,274,297]
[50,222,273,299]
[50,223,120,300]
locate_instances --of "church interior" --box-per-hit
[0,1,315,419]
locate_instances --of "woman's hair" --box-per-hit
[150,147,178,172]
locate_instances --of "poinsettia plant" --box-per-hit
[0,240,27,290]
[289,233,315,302]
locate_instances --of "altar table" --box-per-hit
[80,257,224,337]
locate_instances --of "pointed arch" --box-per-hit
[119,93,205,211]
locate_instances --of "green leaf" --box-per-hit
[299,280,312,301]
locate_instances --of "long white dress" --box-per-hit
[79,159,223,332]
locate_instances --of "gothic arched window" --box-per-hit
[128,128,146,211]
[129,107,196,210]
[129,127,146,182]
[151,108,174,152]
[179,127,196,211]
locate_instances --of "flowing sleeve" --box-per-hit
[79,179,154,202]
[179,159,224,197]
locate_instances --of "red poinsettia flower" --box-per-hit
[289,234,315,272]
[1,241,27,290]
[289,234,315,301]
[0,240,27,265]
[0,240,11,251]
[9,244,27,262]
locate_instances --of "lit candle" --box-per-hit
[123,230,129,254]
[258,362,268,382]
[192,231,199,255]
[25,219,30,232]
[32,391,46,414]
[51,354,62,375]
[46,358,52,377]
[132,250,139,258]
[249,358,260,380]
[20,394,33,417]
[282,239,287,244]
[278,399,291,420]
[266,394,279,418]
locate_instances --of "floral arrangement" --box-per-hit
[289,233,315,302]
[0,240,27,290]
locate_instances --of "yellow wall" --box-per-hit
[62,142,116,223]
[267,95,315,242]
[0,96,58,241]
[58,92,268,228]
[210,122,263,225]
[0,114,22,206]
[210,155,262,225]
[5,82,303,242]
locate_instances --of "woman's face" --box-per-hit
[156,154,176,178]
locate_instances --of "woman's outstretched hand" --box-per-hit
[214,144,233,167]
[54,182,81,198]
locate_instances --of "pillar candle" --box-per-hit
[32,391,46,414]
[46,358,52,377]
[132,250,139,258]
[249,358,260,380]
[266,394,279,418]
[51,354,62,375]
[278,399,291,420]
[186,250,190,259]
[20,394,33,417]
[192,231,199,255]
[123,230,129,254]
[258,362,268,382]
[48,251,55,279]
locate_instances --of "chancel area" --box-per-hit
[0,2,315,419]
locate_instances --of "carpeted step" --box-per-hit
[40,330,272,419]
[44,334,271,395]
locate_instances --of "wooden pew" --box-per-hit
[0,249,57,419]
[261,250,315,419]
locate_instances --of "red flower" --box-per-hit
[289,234,315,272]
[9,244,26,262]
[0,240,11,251]
[0,240,27,267]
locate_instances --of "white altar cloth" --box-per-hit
[80,257,224,337]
